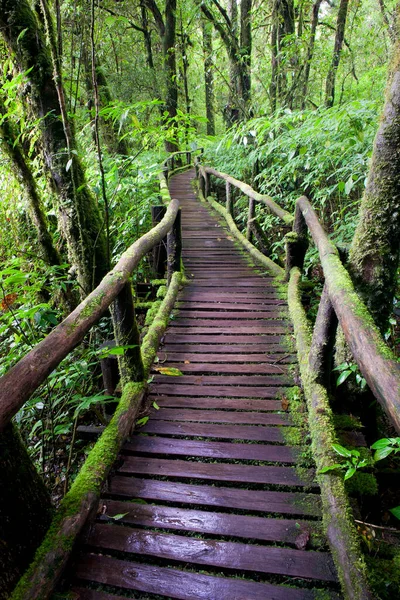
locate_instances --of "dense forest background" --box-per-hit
[0,0,398,514]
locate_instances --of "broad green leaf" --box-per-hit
[319,464,342,473]
[332,444,352,458]
[389,506,400,520]
[336,370,352,386]
[374,446,394,462]
[371,438,392,450]
[344,467,356,480]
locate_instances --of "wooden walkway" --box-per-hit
[68,170,340,599]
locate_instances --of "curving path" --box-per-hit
[67,169,341,600]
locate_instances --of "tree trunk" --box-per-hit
[0,0,108,295]
[240,0,252,106]
[0,97,61,268]
[325,0,349,107]
[349,12,400,333]
[301,0,322,109]
[163,0,179,152]
[0,424,52,599]
[202,17,215,135]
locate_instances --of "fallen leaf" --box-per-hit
[136,416,149,427]
[154,366,183,376]
[109,512,129,521]
[281,396,289,411]
[184,360,190,364]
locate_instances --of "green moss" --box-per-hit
[145,300,162,326]
[151,279,167,286]
[156,285,167,298]
[345,472,378,496]
[11,381,145,600]
[334,414,364,431]
[365,552,400,600]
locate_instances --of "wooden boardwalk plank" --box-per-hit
[124,436,298,462]
[73,555,336,599]
[99,501,319,544]
[140,419,286,441]
[147,408,291,425]
[85,525,336,581]
[158,351,296,362]
[107,477,322,516]
[118,456,316,487]
[154,362,289,374]
[150,384,289,398]
[150,395,285,410]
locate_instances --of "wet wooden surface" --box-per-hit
[65,169,341,599]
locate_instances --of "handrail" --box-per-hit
[196,161,400,435]
[201,165,293,225]
[0,199,180,432]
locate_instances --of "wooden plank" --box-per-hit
[118,456,315,487]
[150,395,284,410]
[85,525,335,581]
[141,419,285,441]
[166,325,288,334]
[107,477,322,516]
[99,500,318,544]
[158,352,295,362]
[164,335,286,345]
[161,344,290,353]
[151,384,288,398]
[149,408,291,425]
[123,436,297,463]
[176,302,287,309]
[152,374,292,386]
[74,554,331,599]
[153,362,289,374]
[173,310,286,319]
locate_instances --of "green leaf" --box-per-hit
[336,370,352,386]
[66,158,73,172]
[319,464,343,473]
[371,438,392,450]
[344,467,356,480]
[152,401,160,410]
[332,444,352,458]
[345,176,355,195]
[110,512,129,521]
[389,506,400,520]
[136,416,149,427]
[374,446,394,462]
[17,28,28,43]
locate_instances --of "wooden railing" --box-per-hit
[1,158,187,600]
[197,164,400,434]
[197,162,400,600]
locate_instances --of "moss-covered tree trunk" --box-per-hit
[349,12,400,333]
[0,0,108,295]
[0,424,52,599]
[325,0,349,107]
[202,17,215,136]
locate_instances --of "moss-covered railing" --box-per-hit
[1,161,184,600]
[197,163,400,600]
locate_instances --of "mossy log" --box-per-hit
[288,267,372,600]
[197,182,284,278]
[309,283,338,390]
[0,200,180,432]
[296,195,400,433]
[203,166,294,225]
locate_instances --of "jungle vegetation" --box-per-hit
[0,0,400,597]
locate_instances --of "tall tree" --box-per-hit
[0,0,108,295]
[202,16,216,135]
[143,0,179,151]
[200,0,253,122]
[325,0,350,107]
[349,7,400,333]
[301,0,322,109]
[270,0,295,112]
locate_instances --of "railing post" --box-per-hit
[186,151,191,165]
[151,205,167,277]
[246,197,256,241]
[111,281,144,385]
[285,204,309,281]
[199,170,206,196]
[205,171,210,198]
[163,165,169,183]
[167,208,182,286]
[309,283,338,390]
[171,155,175,171]
[225,182,233,215]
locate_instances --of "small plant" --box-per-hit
[371,437,400,462]
[333,361,367,390]
[319,444,368,480]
